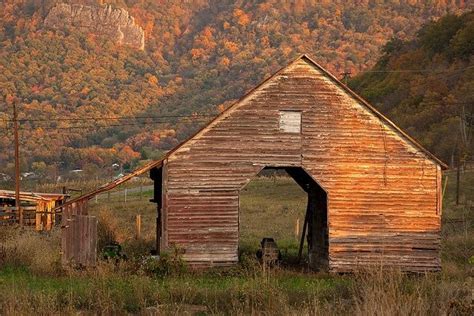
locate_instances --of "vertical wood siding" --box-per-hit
[162,57,441,272]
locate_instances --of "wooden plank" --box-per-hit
[61,213,97,267]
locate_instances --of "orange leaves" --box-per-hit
[233,9,250,27]
[126,129,176,150]
[218,56,230,68]
[144,20,155,38]
[202,26,213,39]
[193,26,217,53]
[190,48,206,60]
[289,34,302,45]
[261,36,270,48]
[217,104,226,113]
[224,41,239,54]
[258,3,272,12]
[80,87,90,96]
[5,94,15,105]
[116,144,140,163]
[216,100,236,113]
[281,45,293,57]
[31,85,42,94]
[147,74,159,86]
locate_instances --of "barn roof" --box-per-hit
[56,54,447,209]
[162,54,448,169]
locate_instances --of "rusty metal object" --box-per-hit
[257,238,281,266]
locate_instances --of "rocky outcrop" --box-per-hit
[44,3,145,50]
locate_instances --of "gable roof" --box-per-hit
[56,54,447,210]
[165,54,448,169]
[301,54,448,169]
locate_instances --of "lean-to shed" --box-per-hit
[148,54,447,272]
[0,190,68,230]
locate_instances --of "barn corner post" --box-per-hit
[150,165,163,255]
[306,186,328,271]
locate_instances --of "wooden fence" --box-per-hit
[0,206,43,227]
[60,199,97,267]
[61,214,97,267]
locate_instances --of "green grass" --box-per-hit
[240,177,306,249]
[1,172,473,314]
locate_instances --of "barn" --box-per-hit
[148,54,447,272]
[60,54,447,272]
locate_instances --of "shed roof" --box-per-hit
[0,190,68,203]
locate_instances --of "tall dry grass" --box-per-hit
[0,227,61,275]
[1,174,473,315]
[352,268,473,315]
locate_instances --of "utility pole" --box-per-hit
[13,99,22,226]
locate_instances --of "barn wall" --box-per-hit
[162,58,441,271]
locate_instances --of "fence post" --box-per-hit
[136,214,141,239]
[124,189,127,202]
[295,218,300,239]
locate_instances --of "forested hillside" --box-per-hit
[350,11,473,166]
[0,0,471,178]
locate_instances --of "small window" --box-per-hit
[279,111,301,133]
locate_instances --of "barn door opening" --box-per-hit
[239,167,328,270]
[150,166,163,255]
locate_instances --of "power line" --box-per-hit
[361,65,474,73]
[0,117,213,131]
[360,65,474,74]
[1,113,216,123]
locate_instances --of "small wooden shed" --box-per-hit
[148,55,447,272]
[0,190,68,230]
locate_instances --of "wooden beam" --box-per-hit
[298,194,311,262]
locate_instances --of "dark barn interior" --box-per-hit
[151,165,328,269]
[259,167,328,269]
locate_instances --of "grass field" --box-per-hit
[0,171,472,315]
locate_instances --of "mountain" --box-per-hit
[350,11,473,166]
[0,0,471,179]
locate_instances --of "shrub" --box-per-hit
[141,246,187,278]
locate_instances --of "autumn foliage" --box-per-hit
[0,0,471,175]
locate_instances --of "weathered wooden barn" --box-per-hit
[61,55,447,272]
[148,55,447,272]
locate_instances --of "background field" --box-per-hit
[0,171,472,315]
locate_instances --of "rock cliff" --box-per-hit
[44,3,145,50]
